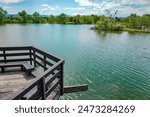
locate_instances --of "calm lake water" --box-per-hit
[0,24,150,100]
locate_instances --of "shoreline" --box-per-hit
[123,28,150,33]
[91,27,150,34]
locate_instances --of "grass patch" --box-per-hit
[123,28,150,33]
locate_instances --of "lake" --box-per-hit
[0,24,150,99]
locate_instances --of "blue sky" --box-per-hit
[0,0,150,16]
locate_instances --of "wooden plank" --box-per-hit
[3,50,6,63]
[47,89,60,100]
[45,70,60,89]
[0,73,29,99]
[42,77,46,100]
[0,46,32,51]
[23,63,34,70]
[34,54,53,66]
[0,62,23,67]
[0,58,31,63]
[32,47,60,62]
[64,84,88,93]
[0,52,30,57]
[52,90,60,100]
[7,79,40,100]
[46,79,60,97]
[60,63,64,95]
[34,60,47,70]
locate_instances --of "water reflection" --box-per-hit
[0,24,150,99]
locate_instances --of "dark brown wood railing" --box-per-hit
[0,46,64,100]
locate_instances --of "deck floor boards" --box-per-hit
[0,72,32,99]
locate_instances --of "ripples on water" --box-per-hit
[0,24,150,99]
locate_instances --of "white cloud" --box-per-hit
[65,7,85,10]
[119,5,150,16]
[120,0,150,5]
[73,0,150,16]
[42,4,56,11]
[74,0,99,7]
[0,0,23,4]
[41,4,60,15]
[55,5,60,9]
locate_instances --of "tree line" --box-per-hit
[0,7,150,32]
[0,7,100,24]
[93,14,150,32]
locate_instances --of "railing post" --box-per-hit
[44,56,46,71]
[42,77,46,100]
[33,50,36,67]
[60,62,64,95]
[29,49,32,65]
[3,50,6,63]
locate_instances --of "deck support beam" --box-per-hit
[64,84,88,94]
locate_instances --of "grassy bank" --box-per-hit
[123,28,150,33]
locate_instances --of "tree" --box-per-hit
[72,15,84,24]
[141,14,150,29]
[58,13,68,24]
[48,15,56,23]
[128,14,142,29]
[0,7,7,23]
[18,10,27,23]
[32,12,41,23]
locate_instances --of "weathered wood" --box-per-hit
[64,84,88,93]
[3,50,6,63]
[0,72,30,99]
[29,49,32,65]
[45,70,60,89]
[23,62,34,71]
[44,56,46,71]
[42,77,46,100]
[33,60,47,70]
[47,89,60,100]
[32,47,61,62]
[0,62,23,67]
[60,63,64,95]
[34,54,53,67]
[0,62,24,73]
[0,46,32,51]
[0,52,30,57]
[23,62,34,76]
[0,58,31,63]
[0,46,65,100]
[46,79,60,97]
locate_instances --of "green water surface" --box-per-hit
[0,24,150,99]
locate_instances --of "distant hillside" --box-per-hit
[6,14,49,17]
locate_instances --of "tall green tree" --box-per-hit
[48,15,56,23]
[128,14,142,29]
[141,14,150,29]
[58,13,68,24]
[0,7,7,23]
[18,10,27,23]
[32,12,41,23]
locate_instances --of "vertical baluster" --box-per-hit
[3,50,6,63]
[33,50,36,67]
[44,56,46,71]
[42,77,46,100]
[60,62,64,95]
[29,49,32,65]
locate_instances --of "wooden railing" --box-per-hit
[0,46,64,100]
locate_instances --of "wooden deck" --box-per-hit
[0,71,60,100]
[0,71,33,99]
[0,46,88,100]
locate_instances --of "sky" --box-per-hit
[0,0,150,17]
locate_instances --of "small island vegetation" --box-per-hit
[92,10,150,33]
[0,7,150,33]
